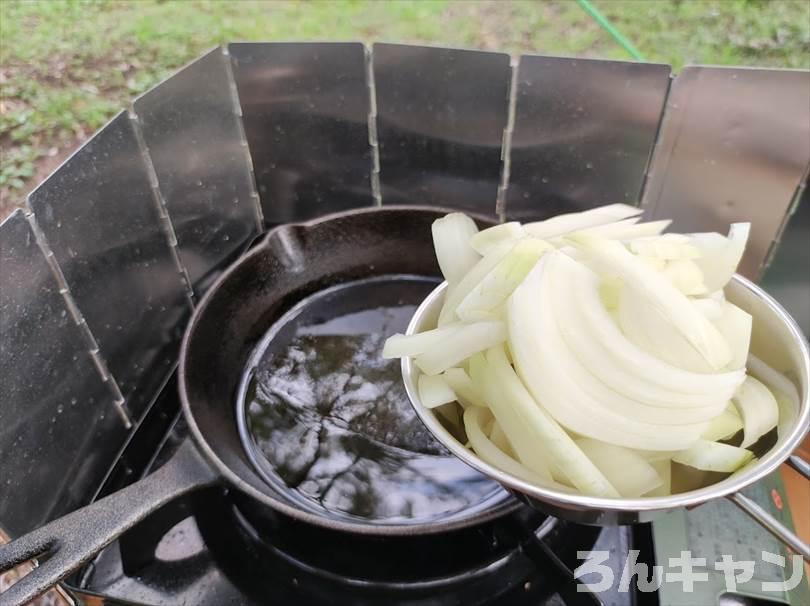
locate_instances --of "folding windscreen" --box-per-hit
[1,43,808,537]
[506,56,671,221]
[373,43,511,215]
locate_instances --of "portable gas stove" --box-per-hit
[56,375,808,606]
[1,42,808,606]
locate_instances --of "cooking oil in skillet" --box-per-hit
[239,276,508,526]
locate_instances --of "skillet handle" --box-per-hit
[0,440,216,606]
[727,454,810,563]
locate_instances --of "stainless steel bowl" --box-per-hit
[403,274,810,559]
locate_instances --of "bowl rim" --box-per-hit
[402,274,810,512]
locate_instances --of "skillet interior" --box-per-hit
[179,206,518,535]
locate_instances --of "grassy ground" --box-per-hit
[1,0,808,218]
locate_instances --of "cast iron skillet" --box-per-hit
[0,206,520,606]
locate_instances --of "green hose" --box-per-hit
[575,0,646,61]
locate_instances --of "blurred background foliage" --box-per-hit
[1,0,808,217]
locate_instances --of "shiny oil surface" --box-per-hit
[238,275,510,526]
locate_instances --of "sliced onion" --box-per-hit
[455,238,551,322]
[575,438,662,497]
[383,323,462,358]
[463,406,573,491]
[731,456,760,477]
[558,256,742,405]
[470,222,525,255]
[673,440,754,472]
[467,351,487,393]
[384,207,783,501]
[524,203,642,239]
[662,259,707,295]
[418,374,456,409]
[630,233,699,259]
[569,218,672,242]
[549,271,725,423]
[509,254,710,450]
[482,345,618,496]
[701,404,743,441]
[692,297,725,321]
[438,240,515,326]
[713,302,751,370]
[732,375,779,448]
[475,349,553,481]
[646,460,671,496]
[598,276,622,310]
[432,213,480,284]
[746,354,800,412]
[617,282,717,374]
[458,303,507,322]
[746,353,799,440]
[414,320,506,376]
[637,449,679,462]
[571,234,732,370]
[441,367,486,408]
[690,222,750,291]
[489,420,513,456]
[640,255,667,272]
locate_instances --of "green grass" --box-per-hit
[1,0,808,215]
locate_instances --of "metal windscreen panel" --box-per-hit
[133,47,261,296]
[642,66,810,280]
[761,184,810,337]
[373,43,510,215]
[229,42,373,223]
[506,55,671,221]
[27,111,192,421]
[0,210,128,536]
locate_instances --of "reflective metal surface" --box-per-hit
[506,56,671,221]
[373,43,510,215]
[229,42,373,223]
[402,276,809,528]
[133,47,262,296]
[26,111,192,421]
[0,210,128,537]
[642,66,810,280]
[762,182,809,337]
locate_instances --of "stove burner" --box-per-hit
[78,478,602,605]
[224,493,556,587]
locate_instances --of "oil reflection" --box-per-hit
[244,277,501,523]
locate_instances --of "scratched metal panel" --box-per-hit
[229,42,373,223]
[134,47,261,296]
[506,55,671,221]
[643,66,810,280]
[761,184,810,337]
[373,43,510,215]
[27,112,191,420]
[0,210,128,536]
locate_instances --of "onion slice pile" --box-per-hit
[384,204,789,498]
